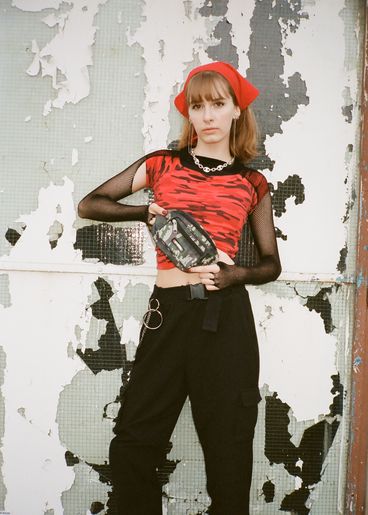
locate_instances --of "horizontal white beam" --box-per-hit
[0,260,354,284]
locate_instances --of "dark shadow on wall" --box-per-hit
[264,373,343,513]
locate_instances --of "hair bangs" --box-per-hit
[186,71,234,106]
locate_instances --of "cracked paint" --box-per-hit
[0,175,93,513]
[2,178,80,265]
[47,220,64,249]
[204,8,239,66]
[13,0,109,116]
[337,244,348,273]
[0,269,93,513]
[127,0,210,151]
[56,276,155,511]
[262,478,275,502]
[0,276,11,309]
[304,286,335,334]
[57,368,121,465]
[61,462,110,515]
[263,383,341,513]
[74,224,146,266]
[262,0,359,275]
[0,346,6,509]
[252,286,337,421]
[0,0,363,513]
[270,174,305,218]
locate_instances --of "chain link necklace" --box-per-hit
[189,148,235,173]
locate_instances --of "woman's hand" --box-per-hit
[188,249,234,291]
[147,203,167,226]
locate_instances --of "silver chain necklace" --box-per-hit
[189,148,234,173]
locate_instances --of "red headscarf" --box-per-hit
[174,61,259,118]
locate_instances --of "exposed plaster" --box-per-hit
[47,220,64,249]
[339,0,360,73]
[2,177,80,265]
[247,0,309,171]
[270,175,305,218]
[251,287,337,421]
[57,368,121,464]
[0,346,6,509]
[203,0,239,67]
[5,224,26,248]
[61,462,110,515]
[264,391,340,513]
[76,278,125,374]
[0,270,93,513]
[302,286,336,334]
[263,0,356,275]
[74,224,147,266]
[262,478,275,502]
[127,0,210,151]
[251,277,350,513]
[85,318,108,352]
[226,0,256,73]
[72,148,78,166]
[11,0,61,10]
[1,1,360,513]
[57,276,155,512]
[0,174,96,512]
[199,0,228,17]
[13,0,109,115]
[164,401,209,513]
[0,276,11,309]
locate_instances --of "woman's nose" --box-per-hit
[202,105,213,121]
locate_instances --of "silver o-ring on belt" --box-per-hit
[142,298,163,330]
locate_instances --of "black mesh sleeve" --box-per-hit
[214,192,282,287]
[78,150,170,223]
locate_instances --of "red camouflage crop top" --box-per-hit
[145,149,269,270]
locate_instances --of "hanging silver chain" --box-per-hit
[138,298,163,346]
[190,148,234,173]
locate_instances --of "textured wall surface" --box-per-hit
[0,0,364,513]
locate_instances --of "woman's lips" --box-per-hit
[202,128,218,132]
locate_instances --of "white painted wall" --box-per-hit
[0,0,363,513]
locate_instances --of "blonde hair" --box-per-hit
[177,71,259,163]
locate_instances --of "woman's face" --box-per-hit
[188,92,240,148]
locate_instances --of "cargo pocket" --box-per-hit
[235,387,262,442]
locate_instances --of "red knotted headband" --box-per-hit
[174,61,259,118]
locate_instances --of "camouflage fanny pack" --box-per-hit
[151,210,218,271]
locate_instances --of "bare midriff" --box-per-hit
[155,268,203,288]
[155,251,234,288]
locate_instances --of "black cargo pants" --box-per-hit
[109,283,261,515]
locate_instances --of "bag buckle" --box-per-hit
[187,283,208,300]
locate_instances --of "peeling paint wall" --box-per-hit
[0,0,364,514]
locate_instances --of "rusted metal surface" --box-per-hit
[346,4,368,513]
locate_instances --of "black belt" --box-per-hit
[152,283,242,333]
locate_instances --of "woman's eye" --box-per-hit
[214,101,224,107]
[191,104,201,110]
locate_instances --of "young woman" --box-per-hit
[78,61,281,515]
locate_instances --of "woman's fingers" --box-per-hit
[147,203,168,226]
[189,264,220,273]
[187,269,220,289]
[205,284,219,291]
[148,202,168,216]
[199,274,215,285]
